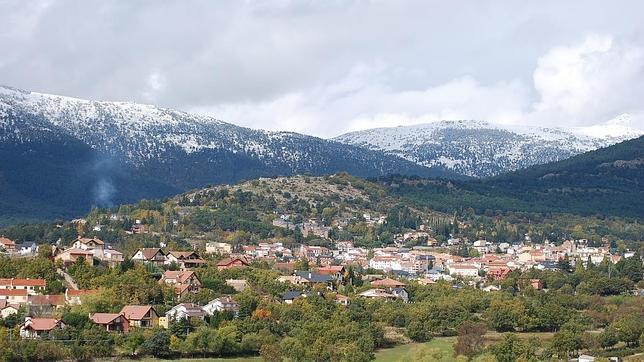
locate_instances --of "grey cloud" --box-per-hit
[1,0,643,136]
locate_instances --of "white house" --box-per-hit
[447,264,480,277]
[202,296,239,316]
[165,303,205,322]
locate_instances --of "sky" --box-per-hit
[1,0,643,138]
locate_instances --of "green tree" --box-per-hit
[140,330,172,358]
[551,329,583,359]
[490,334,528,362]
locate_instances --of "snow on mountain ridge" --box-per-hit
[334,120,643,177]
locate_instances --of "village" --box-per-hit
[0,212,635,341]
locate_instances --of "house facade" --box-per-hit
[20,317,64,338]
[90,313,129,332]
[120,305,159,328]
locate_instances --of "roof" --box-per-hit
[74,237,105,245]
[217,257,249,267]
[335,294,349,301]
[0,237,15,246]
[294,271,333,283]
[28,294,65,306]
[23,318,59,331]
[0,278,46,287]
[120,305,156,320]
[0,300,19,309]
[0,289,28,296]
[161,270,196,284]
[15,242,37,249]
[316,266,345,275]
[90,313,123,324]
[371,278,406,287]
[138,248,166,260]
[170,303,205,317]
[167,251,200,259]
[282,291,303,300]
[211,296,238,305]
[59,248,94,256]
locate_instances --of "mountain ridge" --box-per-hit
[334,119,643,177]
[0,85,452,223]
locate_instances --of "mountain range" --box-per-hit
[1,85,642,223]
[334,119,642,177]
[0,85,444,223]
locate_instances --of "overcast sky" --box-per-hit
[1,1,643,137]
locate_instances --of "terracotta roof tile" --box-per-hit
[0,237,15,246]
[0,289,28,296]
[120,305,156,320]
[24,318,59,331]
[90,313,122,324]
[371,278,406,287]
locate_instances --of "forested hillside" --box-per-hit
[386,136,644,218]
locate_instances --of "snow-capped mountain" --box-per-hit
[0,85,445,221]
[334,120,643,177]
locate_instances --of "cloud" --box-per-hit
[141,69,166,102]
[193,64,530,137]
[1,1,644,136]
[194,35,644,137]
[531,35,644,127]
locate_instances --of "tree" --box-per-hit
[599,327,618,349]
[294,257,309,271]
[453,321,486,358]
[558,255,572,272]
[139,331,172,358]
[551,329,583,359]
[117,330,145,356]
[612,315,644,347]
[490,334,528,362]
[486,299,522,332]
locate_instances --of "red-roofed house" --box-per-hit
[90,313,129,332]
[317,265,346,283]
[165,251,207,270]
[0,289,28,304]
[72,237,104,251]
[216,256,249,270]
[120,305,159,328]
[54,248,95,265]
[131,248,167,266]
[371,278,406,288]
[0,300,20,318]
[488,267,512,281]
[20,317,64,338]
[0,278,46,295]
[159,270,202,298]
[0,237,16,253]
[28,294,66,315]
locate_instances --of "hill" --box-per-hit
[334,119,642,177]
[0,85,451,223]
[384,136,644,218]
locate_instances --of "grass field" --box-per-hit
[373,332,558,362]
[137,357,260,362]
[375,337,457,362]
